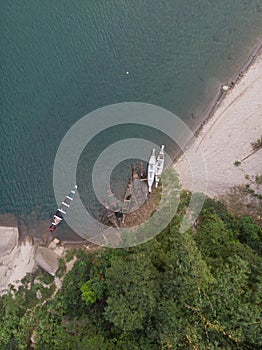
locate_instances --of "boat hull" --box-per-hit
[147,149,156,192]
[49,185,77,232]
[155,145,165,188]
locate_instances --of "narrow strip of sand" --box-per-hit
[174,52,262,197]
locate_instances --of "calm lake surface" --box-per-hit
[0,1,261,238]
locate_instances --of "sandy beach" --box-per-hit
[174,51,262,198]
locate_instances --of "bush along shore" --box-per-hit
[0,192,261,349]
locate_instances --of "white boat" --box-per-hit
[155,145,165,188]
[147,149,156,192]
[49,185,78,232]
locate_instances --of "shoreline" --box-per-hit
[201,39,262,125]
[174,44,262,198]
[1,40,262,294]
[174,38,262,162]
[1,39,262,239]
[0,227,94,296]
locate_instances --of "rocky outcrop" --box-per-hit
[0,232,36,295]
[0,229,68,295]
[35,247,60,276]
[0,226,19,257]
[0,227,62,295]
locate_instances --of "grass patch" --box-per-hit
[65,248,78,262]
[37,268,55,285]
[255,175,262,185]
[56,258,66,278]
[251,136,262,151]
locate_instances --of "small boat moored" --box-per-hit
[147,149,156,193]
[49,185,78,232]
[155,145,165,188]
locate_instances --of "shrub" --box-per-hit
[251,136,262,151]
[234,160,241,166]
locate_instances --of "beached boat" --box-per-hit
[155,145,165,188]
[49,185,78,232]
[147,149,156,193]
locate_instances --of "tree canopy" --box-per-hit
[0,195,261,349]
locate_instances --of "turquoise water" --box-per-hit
[0,1,261,237]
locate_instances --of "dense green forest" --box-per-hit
[0,193,261,349]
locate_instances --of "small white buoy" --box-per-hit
[126,71,129,75]
[222,85,229,91]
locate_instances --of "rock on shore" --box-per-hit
[0,228,36,295]
[0,227,64,295]
[0,226,19,256]
[35,246,60,276]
